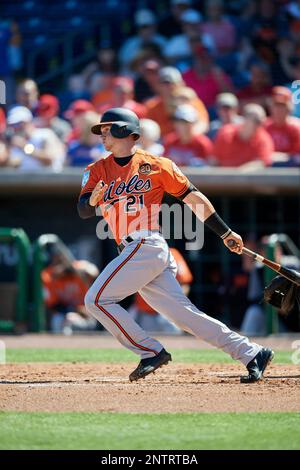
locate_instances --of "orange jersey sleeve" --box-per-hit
[159,157,190,198]
[79,160,105,198]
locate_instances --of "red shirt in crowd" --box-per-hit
[182,69,232,108]
[237,85,272,106]
[264,117,300,154]
[164,132,213,166]
[0,108,6,133]
[202,19,236,53]
[214,123,274,167]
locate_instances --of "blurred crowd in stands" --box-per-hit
[1,0,300,170]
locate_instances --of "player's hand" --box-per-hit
[223,231,244,255]
[89,180,108,207]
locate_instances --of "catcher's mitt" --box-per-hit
[264,275,300,316]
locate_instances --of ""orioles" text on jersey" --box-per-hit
[104,174,152,202]
[79,148,189,244]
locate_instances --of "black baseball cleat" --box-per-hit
[129,348,172,382]
[240,347,274,383]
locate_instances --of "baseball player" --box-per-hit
[78,107,274,383]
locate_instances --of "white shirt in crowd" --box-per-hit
[11,128,65,171]
[164,33,215,62]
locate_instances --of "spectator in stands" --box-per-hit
[164,9,215,67]
[158,0,192,38]
[42,255,99,334]
[64,99,96,144]
[0,20,21,105]
[286,0,300,20]
[256,0,284,32]
[134,59,163,103]
[237,62,272,109]
[146,66,209,136]
[129,247,193,333]
[145,66,184,136]
[35,94,71,143]
[289,18,300,53]
[91,73,116,111]
[129,43,165,76]
[58,75,91,113]
[272,37,296,86]
[8,20,23,78]
[7,106,65,171]
[213,103,274,168]
[164,104,213,166]
[0,141,15,167]
[202,0,236,55]
[172,85,209,133]
[265,86,300,166]
[237,0,257,37]
[208,93,243,141]
[118,9,167,73]
[0,108,6,135]
[66,111,107,167]
[281,55,300,117]
[81,43,119,90]
[0,108,19,167]
[272,37,300,103]
[98,77,147,118]
[183,42,233,111]
[250,0,284,70]
[15,79,39,114]
[138,118,164,156]
[235,37,257,85]
[0,139,20,168]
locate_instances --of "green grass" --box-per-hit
[0,412,299,450]
[5,348,292,364]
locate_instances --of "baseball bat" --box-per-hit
[227,239,300,286]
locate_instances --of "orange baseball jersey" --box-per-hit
[79,148,190,244]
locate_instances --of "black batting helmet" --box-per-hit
[91,107,140,139]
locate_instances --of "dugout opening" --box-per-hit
[0,228,30,333]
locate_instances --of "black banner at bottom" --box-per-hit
[0,450,298,463]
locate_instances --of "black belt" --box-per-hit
[117,229,162,254]
[117,236,134,254]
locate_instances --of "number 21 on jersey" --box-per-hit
[125,194,144,213]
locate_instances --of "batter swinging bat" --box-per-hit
[227,239,300,287]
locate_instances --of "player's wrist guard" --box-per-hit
[204,212,232,239]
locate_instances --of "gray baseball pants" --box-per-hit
[84,232,261,365]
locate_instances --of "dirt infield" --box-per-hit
[1,362,299,413]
